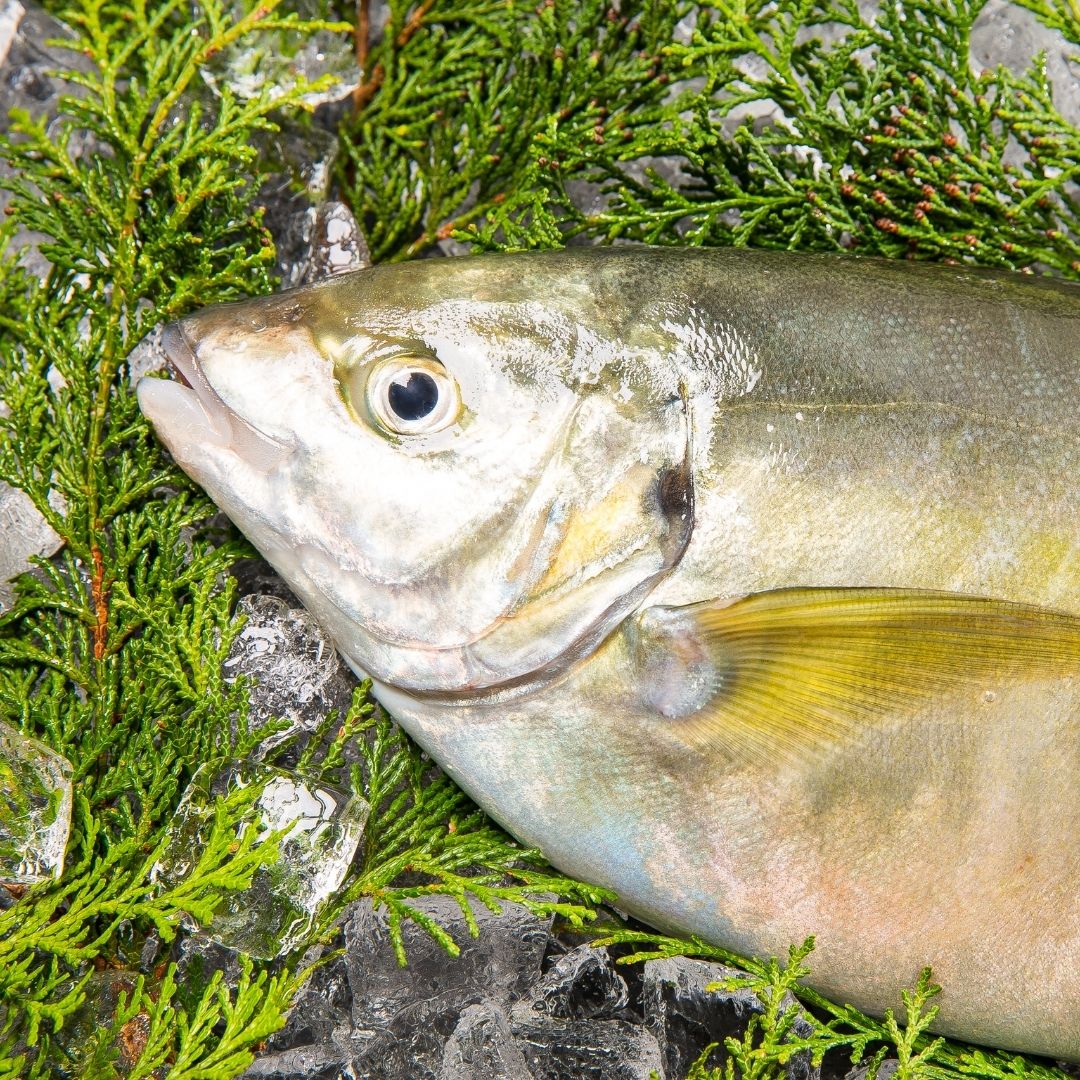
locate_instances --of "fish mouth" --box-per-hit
[137,322,234,450]
[138,321,289,468]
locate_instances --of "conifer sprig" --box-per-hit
[339,0,688,261]
[0,2,608,1072]
[599,929,1076,1080]
[0,1,356,1073]
[339,0,1080,273]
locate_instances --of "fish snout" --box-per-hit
[140,306,295,472]
[137,316,234,454]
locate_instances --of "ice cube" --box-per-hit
[0,483,62,612]
[200,1,361,110]
[0,720,72,884]
[152,761,368,959]
[223,595,357,757]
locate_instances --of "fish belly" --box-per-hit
[374,650,1080,1062]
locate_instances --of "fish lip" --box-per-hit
[162,322,195,389]
[162,321,209,399]
[138,319,235,451]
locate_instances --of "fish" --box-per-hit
[136,247,1080,1061]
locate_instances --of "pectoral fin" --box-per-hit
[635,588,1080,762]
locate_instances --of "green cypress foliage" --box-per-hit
[340,0,1080,271]
[0,0,1078,1076]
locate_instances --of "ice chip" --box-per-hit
[278,201,370,289]
[54,969,150,1075]
[152,761,368,959]
[344,894,554,1032]
[0,482,63,612]
[528,943,630,1021]
[642,956,816,1080]
[124,321,168,385]
[438,1002,532,1080]
[0,720,73,884]
[221,591,356,760]
[506,1009,664,1080]
[200,1,359,109]
[224,594,358,758]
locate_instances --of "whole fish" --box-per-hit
[137,248,1080,1061]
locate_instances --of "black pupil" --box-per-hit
[388,371,439,422]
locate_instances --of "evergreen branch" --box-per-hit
[341,0,1080,273]
[609,930,1075,1080]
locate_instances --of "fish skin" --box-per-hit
[137,248,1080,1060]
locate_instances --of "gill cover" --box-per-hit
[300,365,696,694]
[456,381,695,692]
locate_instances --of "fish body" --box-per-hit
[137,248,1080,1060]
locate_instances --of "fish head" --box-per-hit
[137,251,693,693]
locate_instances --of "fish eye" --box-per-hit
[360,355,461,436]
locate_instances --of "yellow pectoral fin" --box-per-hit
[635,588,1080,762]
